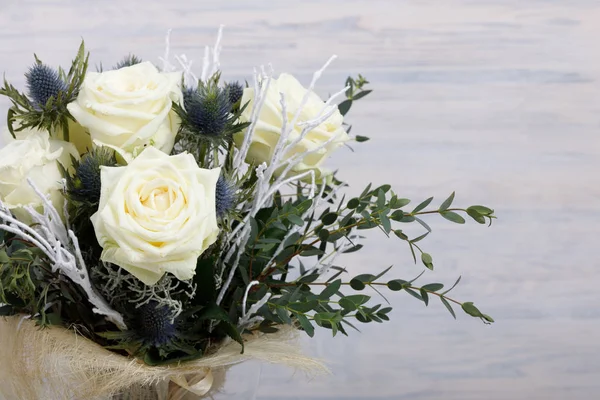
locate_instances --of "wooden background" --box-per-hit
[1,1,599,399]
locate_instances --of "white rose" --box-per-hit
[0,128,78,223]
[234,73,349,180]
[67,62,183,162]
[91,146,220,286]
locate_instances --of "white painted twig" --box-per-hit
[0,179,126,329]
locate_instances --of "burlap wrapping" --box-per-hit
[0,316,328,400]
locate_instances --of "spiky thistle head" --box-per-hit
[225,81,244,106]
[66,147,116,204]
[215,174,237,218]
[135,302,177,347]
[114,54,143,69]
[183,83,231,138]
[25,63,68,108]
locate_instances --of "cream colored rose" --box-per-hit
[0,128,78,223]
[91,147,220,286]
[51,118,93,156]
[234,73,349,180]
[67,62,183,162]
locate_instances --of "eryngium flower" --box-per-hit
[136,302,177,347]
[114,54,143,69]
[68,148,116,204]
[25,63,68,108]
[215,175,236,217]
[184,84,231,138]
[225,81,244,106]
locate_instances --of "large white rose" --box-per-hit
[67,62,183,162]
[91,147,220,286]
[234,73,349,180]
[0,128,78,223]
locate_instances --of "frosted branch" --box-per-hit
[201,24,224,82]
[239,281,271,329]
[159,26,223,86]
[0,179,126,330]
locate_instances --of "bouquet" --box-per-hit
[0,28,496,399]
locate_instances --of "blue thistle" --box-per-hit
[136,302,177,347]
[215,175,236,218]
[114,54,142,69]
[184,84,231,138]
[25,63,68,108]
[68,148,116,204]
[225,81,244,106]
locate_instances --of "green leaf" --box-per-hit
[467,208,486,224]
[288,215,304,226]
[408,242,417,263]
[393,230,408,240]
[319,279,342,299]
[350,279,366,291]
[390,198,411,209]
[355,135,370,142]
[414,217,432,232]
[420,289,429,306]
[482,314,495,323]
[380,213,392,233]
[359,183,372,199]
[376,189,386,208]
[276,307,292,324]
[440,297,456,319]
[421,253,434,270]
[339,294,369,311]
[352,89,372,100]
[400,215,416,223]
[467,205,494,216]
[373,265,393,281]
[442,276,462,295]
[411,197,433,214]
[295,313,315,337]
[422,283,444,292]
[197,303,231,322]
[300,247,324,257]
[461,302,492,324]
[411,232,429,243]
[321,212,338,225]
[387,279,405,291]
[404,288,423,301]
[298,273,319,284]
[283,232,303,248]
[441,211,466,224]
[0,250,9,263]
[287,300,318,313]
[342,244,363,253]
[347,198,360,209]
[318,229,330,242]
[217,321,245,353]
[338,99,352,116]
[439,191,455,211]
[390,210,405,222]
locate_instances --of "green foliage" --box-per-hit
[338,74,372,142]
[0,231,107,331]
[217,182,496,339]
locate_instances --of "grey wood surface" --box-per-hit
[1,1,599,399]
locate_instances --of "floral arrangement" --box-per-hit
[0,29,495,398]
